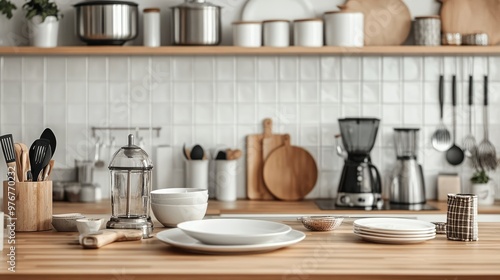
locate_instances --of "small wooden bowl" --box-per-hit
[298,216,344,231]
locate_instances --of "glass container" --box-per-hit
[393,128,420,159]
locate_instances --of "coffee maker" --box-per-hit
[390,128,426,204]
[336,118,383,208]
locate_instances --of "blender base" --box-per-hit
[106,216,154,239]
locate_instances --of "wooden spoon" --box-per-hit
[263,135,318,201]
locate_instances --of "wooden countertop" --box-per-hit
[2,200,500,280]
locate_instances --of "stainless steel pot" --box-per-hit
[74,1,138,45]
[171,0,221,46]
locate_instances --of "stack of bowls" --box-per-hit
[151,188,208,227]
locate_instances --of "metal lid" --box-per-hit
[74,1,138,7]
[109,134,153,170]
[171,0,221,10]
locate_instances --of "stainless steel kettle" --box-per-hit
[171,0,222,45]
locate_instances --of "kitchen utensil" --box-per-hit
[215,150,227,160]
[183,143,191,160]
[324,11,364,47]
[446,75,465,166]
[51,213,86,232]
[414,16,441,46]
[14,143,23,181]
[226,149,242,160]
[440,0,499,45]
[42,159,55,181]
[232,21,262,47]
[156,228,306,254]
[171,0,221,46]
[29,139,52,182]
[298,216,344,231]
[94,138,105,168]
[0,134,17,181]
[107,134,154,238]
[390,128,426,204]
[335,118,382,208]
[247,119,285,200]
[463,75,479,166]
[151,202,207,228]
[262,20,290,47]
[478,75,497,170]
[338,0,411,46]
[143,8,160,47]
[190,144,204,160]
[40,128,57,157]
[74,0,138,45]
[431,75,453,152]
[19,143,30,182]
[177,219,291,245]
[293,18,323,47]
[263,135,318,201]
[241,0,314,22]
[81,229,143,249]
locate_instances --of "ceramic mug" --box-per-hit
[471,183,496,205]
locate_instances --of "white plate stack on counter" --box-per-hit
[353,218,436,244]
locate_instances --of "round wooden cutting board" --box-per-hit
[263,135,318,201]
[339,0,411,46]
[440,0,500,45]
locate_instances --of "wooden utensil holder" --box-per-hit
[3,181,52,232]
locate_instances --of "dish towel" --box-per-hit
[446,194,479,241]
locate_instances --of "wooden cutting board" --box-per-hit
[246,118,286,200]
[339,0,411,46]
[262,135,318,201]
[440,0,500,45]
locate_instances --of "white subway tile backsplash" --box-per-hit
[2,54,500,200]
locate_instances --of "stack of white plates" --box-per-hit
[156,219,305,254]
[353,218,436,244]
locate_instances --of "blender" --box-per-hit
[336,118,382,208]
[390,128,426,205]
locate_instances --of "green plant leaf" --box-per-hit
[23,0,61,22]
[0,0,17,19]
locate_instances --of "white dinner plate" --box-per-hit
[177,219,291,245]
[156,228,305,254]
[354,228,436,239]
[354,218,436,232]
[353,226,436,236]
[354,232,436,244]
[241,0,315,22]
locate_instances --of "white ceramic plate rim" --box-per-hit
[156,228,305,254]
[241,0,315,22]
[354,229,436,239]
[152,188,208,194]
[353,225,436,235]
[177,219,291,245]
[355,232,436,244]
[354,218,436,232]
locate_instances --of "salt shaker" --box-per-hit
[143,8,161,47]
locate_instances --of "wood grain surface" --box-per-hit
[1,220,500,280]
[440,0,500,45]
[263,135,318,201]
[340,0,412,46]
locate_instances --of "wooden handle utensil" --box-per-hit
[81,229,143,249]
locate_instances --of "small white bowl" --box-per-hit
[151,203,208,228]
[151,195,208,205]
[151,188,208,199]
[52,214,86,232]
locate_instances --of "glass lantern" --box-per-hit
[106,134,153,238]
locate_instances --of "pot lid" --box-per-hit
[109,134,153,170]
[74,1,138,7]
[172,0,221,10]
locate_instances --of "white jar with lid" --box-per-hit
[233,21,262,47]
[263,20,290,47]
[293,18,323,47]
[324,11,364,47]
[143,8,161,47]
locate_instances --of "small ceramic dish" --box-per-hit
[52,213,86,232]
[298,216,344,231]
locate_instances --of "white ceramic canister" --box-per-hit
[185,160,209,190]
[471,183,496,206]
[324,11,364,47]
[263,20,290,47]
[293,18,323,47]
[215,160,237,201]
[29,15,59,48]
[414,16,441,46]
[143,8,161,47]
[233,21,262,47]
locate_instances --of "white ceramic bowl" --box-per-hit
[151,188,208,199]
[51,213,86,232]
[151,203,208,228]
[151,195,208,205]
[177,219,292,245]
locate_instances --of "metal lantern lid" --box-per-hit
[108,134,153,171]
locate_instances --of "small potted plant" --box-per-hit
[0,0,17,19]
[470,162,496,206]
[23,0,62,47]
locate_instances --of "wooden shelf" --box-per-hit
[0,46,500,56]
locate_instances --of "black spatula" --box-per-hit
[40,128,57,156]
[29,139,52,182]
[0,134,17,181]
